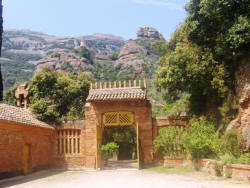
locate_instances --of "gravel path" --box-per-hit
[0,169,249,188]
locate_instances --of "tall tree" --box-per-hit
[0,0,3,101]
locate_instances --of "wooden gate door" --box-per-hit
[23,144,30,174]
[96,125,102,169]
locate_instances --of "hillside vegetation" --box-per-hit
[154,0,249,132]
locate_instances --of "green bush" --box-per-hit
[51,52,61,58]
[221,130,240,157]
[153,126,183,157]
[101,142,119,158]
[214,162,223,177]
[236,153,250,165]
[182,117,220,159]
[108,51,119,60]
[219,153,236,165]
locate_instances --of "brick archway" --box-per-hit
[84,80,153,169]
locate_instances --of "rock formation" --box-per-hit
[33,50,93,72]
[227,56,250,148]
[137,27,164,40]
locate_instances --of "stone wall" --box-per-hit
[84,100,153,168]
[164,157,250,182]
[0,120,55,179]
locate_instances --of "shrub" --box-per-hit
[214,162,223,177]
[108,51,119,60]
[153,126,183,157]
[73,47,93,64]
[236,153,250,165]
[51,52,61,58]
[182,117,220,159]
[219,153,236,165]
[225,168,232,178]
[221,130,240,157]
[101,142,119,158]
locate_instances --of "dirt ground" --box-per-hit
[0,168,249,188]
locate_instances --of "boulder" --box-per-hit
[137,27,164,40]
[227,55,250,147]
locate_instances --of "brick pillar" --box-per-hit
[84,102,98,168]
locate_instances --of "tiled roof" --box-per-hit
[0,103,54,129]
[87,87,147,101]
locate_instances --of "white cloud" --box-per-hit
[126,0,184,11]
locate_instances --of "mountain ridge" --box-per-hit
[1,27,163,89]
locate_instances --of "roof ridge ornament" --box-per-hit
[90,79,146,90]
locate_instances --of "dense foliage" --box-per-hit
[0,53,38,89]
[101,142,119,158]
[102,126,137,159]
[3,83,18,106]
[154,0,249,123]
[153,116,249,164]
[153,126,183,156]
[29,68,92,124]
[182,117,220,159]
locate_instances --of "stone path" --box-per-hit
[0,168,249,188]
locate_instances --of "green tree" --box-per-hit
[155,0,249,120]
[185,0,249,61]
[29,67,92,124]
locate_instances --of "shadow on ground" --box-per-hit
[0,169,66,188]
[104,160,137,170]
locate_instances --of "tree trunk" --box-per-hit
[0,0,3,101]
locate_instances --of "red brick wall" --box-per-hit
[84,100,153,168]
[0,120,55,179]
[53,121,85,169]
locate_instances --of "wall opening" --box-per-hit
[57,129,81,155]
[102,126,137,161]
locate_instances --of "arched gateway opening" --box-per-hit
[84,80,153,169]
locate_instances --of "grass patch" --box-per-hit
[144,165,195,174]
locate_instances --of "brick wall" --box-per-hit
[53,121,85,169]
[84,100,153,168]
[0,120,54,179]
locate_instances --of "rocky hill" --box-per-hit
[1,27,163,89]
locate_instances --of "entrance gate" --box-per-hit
[96,111,141,169]
[85,80,153,169]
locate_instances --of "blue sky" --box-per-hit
[3,0,189,40]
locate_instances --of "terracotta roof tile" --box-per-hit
[87,87,146,101]
[0,103,54,129]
